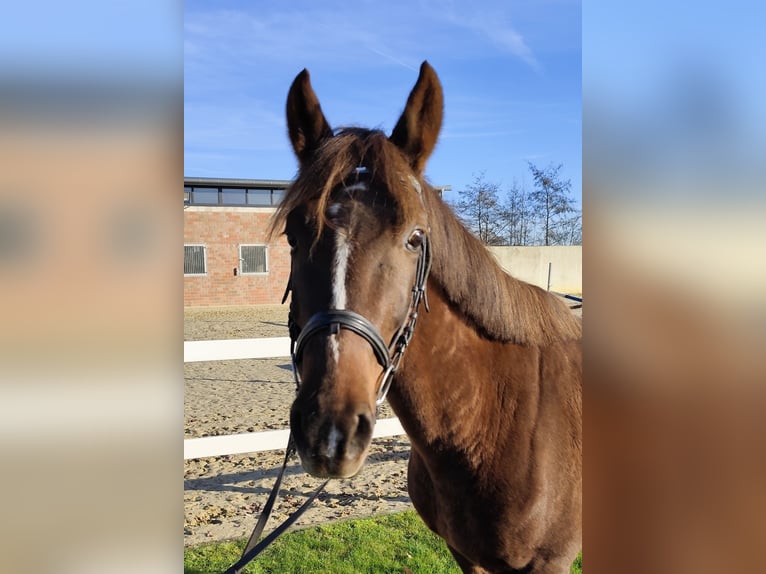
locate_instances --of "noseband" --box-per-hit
[284,232,431,406]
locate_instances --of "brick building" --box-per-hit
[184,177,292,307]
[184,177,451,307]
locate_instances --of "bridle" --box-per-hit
[288,228,432,406]
[222,217,431,574]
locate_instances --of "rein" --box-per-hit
[221,227,431,574]
[221,437,328,574]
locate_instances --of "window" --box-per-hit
[221,187,246,205]
[184,184,289,206]
[191,187,218,204]
[271,189,285,205]
[239,244,268,274]
[184,245,206,275]
[246,188,271,206]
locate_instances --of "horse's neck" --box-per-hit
[387,282,541,468]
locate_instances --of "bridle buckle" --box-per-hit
[375,364,396,406]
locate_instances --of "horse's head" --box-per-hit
[274,62,443,478]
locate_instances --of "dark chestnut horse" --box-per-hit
[272,62,581,574]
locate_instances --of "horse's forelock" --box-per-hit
[269,129,421,244]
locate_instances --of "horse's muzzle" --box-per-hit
[290,403,375,479]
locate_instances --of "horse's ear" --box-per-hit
[390,61,444,174]
[286,69,333,165]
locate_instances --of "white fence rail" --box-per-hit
[183,338,405,460]
[184,337,291,363]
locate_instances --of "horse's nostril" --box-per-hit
[356,412,373,439]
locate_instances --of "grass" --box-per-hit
[185,510,582,573]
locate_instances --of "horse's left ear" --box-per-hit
[390,61,444,174]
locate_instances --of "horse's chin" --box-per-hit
[298,451,368,479]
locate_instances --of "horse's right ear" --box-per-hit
[286,69,333,165]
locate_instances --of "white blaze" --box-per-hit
[329,224,351,363]
[331,231,350,309]
[326,425,342,460]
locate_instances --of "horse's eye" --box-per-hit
[406,229,425,251]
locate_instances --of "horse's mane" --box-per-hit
[271,128,581,347]
[422,187,582,346]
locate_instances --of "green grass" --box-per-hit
[184,510,582,573]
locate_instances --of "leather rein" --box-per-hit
[222,229,431,574]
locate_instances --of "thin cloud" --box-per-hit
[184,7,416,71]
[441,129,525,139]
[431,1,542,72]
[184,1,579,198]
[365,46,419,72]
[478,23,541,72]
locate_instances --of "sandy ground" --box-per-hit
[184,305,410,548]
[184,296,582,547]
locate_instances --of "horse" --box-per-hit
[271,61,582,574]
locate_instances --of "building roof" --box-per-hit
[184,176,451,194]
[184,177,292,189]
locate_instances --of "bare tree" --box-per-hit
[450,173,506,245]
[503,178,535,245]
[572,212,583,245]
[561,211,582,245]
[527,162,578,246]
[449,165,581,246]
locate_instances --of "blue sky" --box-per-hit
[184,0,581,205]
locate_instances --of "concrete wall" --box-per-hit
[184,206,291,307]
[487,246,582,294]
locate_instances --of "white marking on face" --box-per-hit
[329,331,340,364]
[329,228,351,364]
[331,232,350,309]
[327,177,366,365]
[326,202,343,219]
[408,174,422,196]
[326,425,342,460]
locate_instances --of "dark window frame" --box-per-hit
[186,186,285,207]
[184,244,207,276]
[239,244,269,275]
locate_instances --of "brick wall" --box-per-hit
[184,206,291,306]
